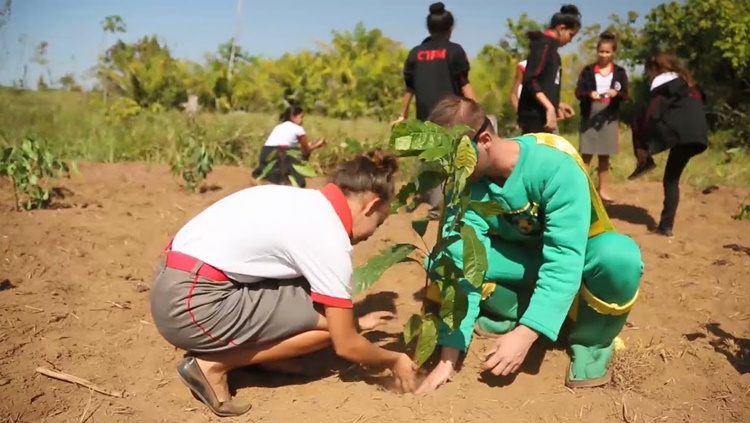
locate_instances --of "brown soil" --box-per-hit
[1,162,749,423]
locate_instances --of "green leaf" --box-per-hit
[292,163,317,177]
[419,146,451,161]
[455,136,477,174]
[352,243,417,296]
[257,159,277,180]
[460,224,488,288]
[439,278,469,331]
[414,314,439,366]
[469,200,506,218]
[403,314,422,344]
[390,120,451,155]
[285,149,302,159]
[411,219,429,238]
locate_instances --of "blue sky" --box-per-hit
[0,0,665,87]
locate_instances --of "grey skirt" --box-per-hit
[149,252,320,354]
[579,101,619,155]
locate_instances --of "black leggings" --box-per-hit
[660,144,703,229]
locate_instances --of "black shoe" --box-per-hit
[628,157,657,180]
[655,224,674,238]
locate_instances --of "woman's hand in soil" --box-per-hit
[481,325,538,376]
[357,311,395,331]
[391,353,418,393]
[414,347,460,396]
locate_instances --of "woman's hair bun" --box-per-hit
[429,2,445,14]
[361,149,399,176]
[599,30,616,40]
[559,4,580,16]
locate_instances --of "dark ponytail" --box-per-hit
[426,2,454,37]
[279,105,304,122]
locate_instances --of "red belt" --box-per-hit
[163,239,229,282]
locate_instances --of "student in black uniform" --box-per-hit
[393,2,478,220]
[517,4,582,134]
[628,51,708,237]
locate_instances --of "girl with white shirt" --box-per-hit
[628,51,708,237]
[152,150,417,417]
[251,105,325,187]
[575,31,629,201]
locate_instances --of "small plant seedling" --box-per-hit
[170,130,214,193]
[353,120,505,367]
[733,198,750,220]
[0,136,76,211]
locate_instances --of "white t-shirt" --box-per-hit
[517,60,528,98]
[171,184,354,308]
[263,121,306,148]
[595,73,614,95]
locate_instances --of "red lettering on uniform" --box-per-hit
[417,49,447,61]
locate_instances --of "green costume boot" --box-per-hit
[565,232,643,388]
[474,284,529,338]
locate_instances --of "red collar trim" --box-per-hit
[320,183,353,239]
[544,30,557,40]
[594,63,613,74]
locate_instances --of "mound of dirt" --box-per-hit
[1,162,748,422]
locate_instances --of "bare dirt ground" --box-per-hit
[1,162,749,423]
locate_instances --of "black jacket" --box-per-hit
[575,62,629,124]
[632,77,708,156]
[403,37,470,121]
[518,32,561,125]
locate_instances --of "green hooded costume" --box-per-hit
[426,132,643,387]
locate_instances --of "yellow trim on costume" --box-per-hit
[529,133,616,238]
[568,284,639,321]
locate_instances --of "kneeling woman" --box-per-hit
[150,150,417,417]
[252,105,326,187]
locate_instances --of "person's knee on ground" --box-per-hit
[566,232,643,384]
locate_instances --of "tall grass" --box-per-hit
[2,88,749,188]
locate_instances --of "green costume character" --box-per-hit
[414,96,642,395]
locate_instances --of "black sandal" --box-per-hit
[176,357,253,417]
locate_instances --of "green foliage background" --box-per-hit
[2,0,750,187]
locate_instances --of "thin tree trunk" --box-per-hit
[226,0,242,82]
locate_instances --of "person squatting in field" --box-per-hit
[414,95,644,395]
[627,51,708,238]
[394,2,478,221]
[517,4,581,134]
[150,150,417,417]
[251,105,326,187]
[575,31,630,202]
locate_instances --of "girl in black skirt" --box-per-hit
[517,4,582,133]
[252,106,326,187]
[629,52,708,237]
